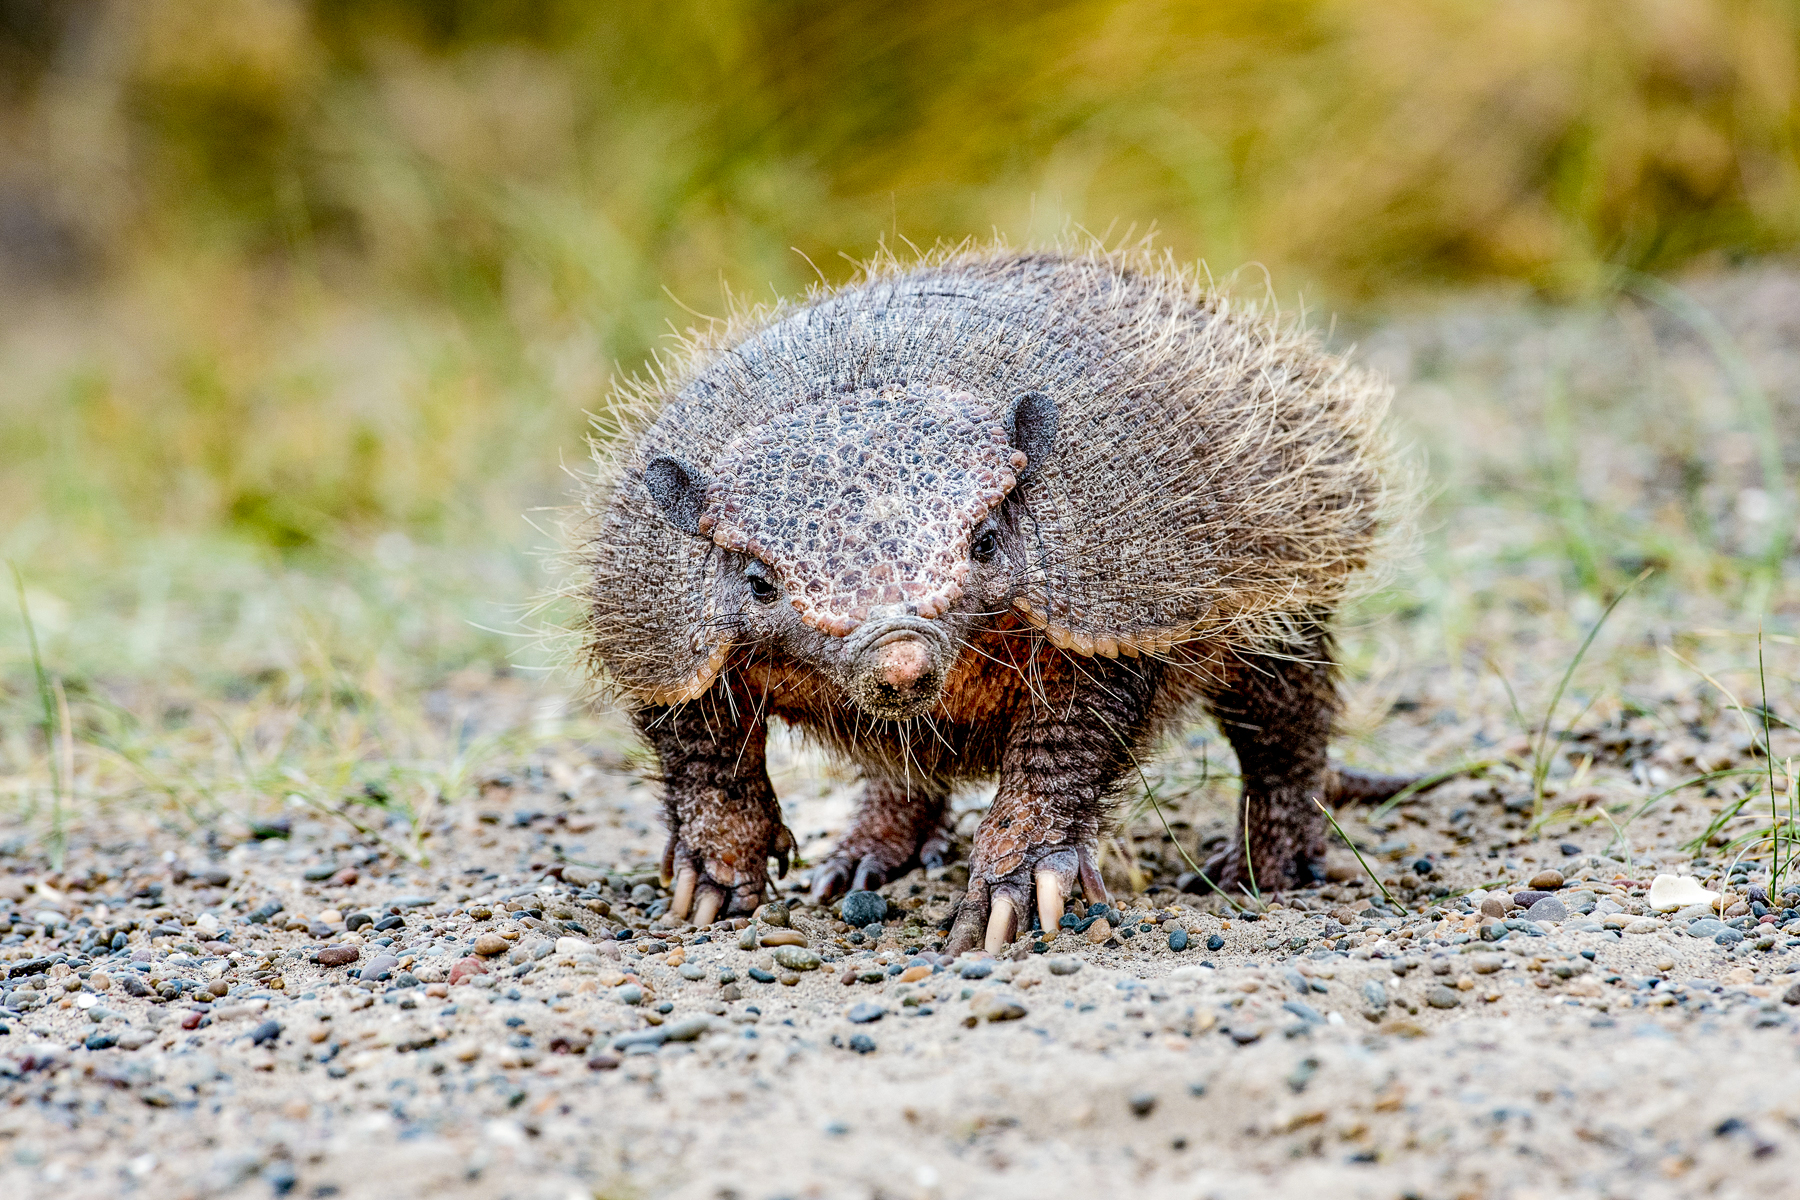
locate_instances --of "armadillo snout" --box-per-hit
[873,640,931,690]
[848,619,951,721]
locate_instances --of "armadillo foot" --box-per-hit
[943,843,1107,957]
[1183,840,1325,901]
[808,801,956,905]
[661,824,796,924]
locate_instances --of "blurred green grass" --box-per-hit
[2,1,1798,863]
[4,0,1800,550]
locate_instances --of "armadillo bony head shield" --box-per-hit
[641,383,1054,719]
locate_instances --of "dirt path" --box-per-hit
[5,690,1800,1200]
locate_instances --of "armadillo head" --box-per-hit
[643,384,1056,720]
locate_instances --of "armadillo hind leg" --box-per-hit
[807,776,953,905]
[634,699,797,922]
[944,654,1165,958]
[1191,629,1337,896]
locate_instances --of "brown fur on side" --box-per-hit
[575,242,1416,940]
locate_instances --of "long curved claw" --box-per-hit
[851,857,888,894]
[919,825,957,870]
[944,881,990,956]
[1077,847,1109,908]
[807,858,855,905]
[659,837,679,888]
[692,888,723,928]
[1035,869,1063,940]
[984,895,1018,955]
[772,825,795,879]
[671,865,698,921]
[729,876,770,916]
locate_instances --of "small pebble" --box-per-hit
[847,1002,884,1024]
[448,956,489,984]
[1129,1092,1157,1117]
[249,1019,282,1045]
[312,945,358,967]
[840,891,888,927]
[848,1033,876,1054]
[760,929,807,947]
[1085,918,1113,945]
[662,1017,712,1042]
[772,946,821,972]
[755,902,790,928]
[1167,928,1189,952]
[969,993,1028,1022]
[1206,934,1225,952]
[1479,898,1508,920]
[361,954,399,982]
[1524,896,1569,924]
[1047,957,1082,976]
[473,933,510,957]
[1424,985,1461,1009]
[1528,869,1565,890]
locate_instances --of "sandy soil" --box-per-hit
[5,688,1800,1200]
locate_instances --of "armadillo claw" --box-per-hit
[945,845,1106,957]
[808,817,958,905]
[660,830,792,923]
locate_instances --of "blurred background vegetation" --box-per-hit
[5,0,1800,555]
[2,1,1798,853]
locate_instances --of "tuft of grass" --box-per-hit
[10,561,67,870]
[1528,568,1653,820]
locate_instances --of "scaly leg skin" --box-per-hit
[1197,625,1337,896]
[944,654,1164,957]
[635,701,797,925]
[808,777,954,904]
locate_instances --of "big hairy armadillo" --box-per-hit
[579,246,1420,952]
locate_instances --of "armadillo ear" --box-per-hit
[1007,391,1058,480]
[643,455,711,537]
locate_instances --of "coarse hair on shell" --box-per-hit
[573,237,1409,708]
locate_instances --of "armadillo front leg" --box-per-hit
[944,654,1163,956]
[635,701,796,924]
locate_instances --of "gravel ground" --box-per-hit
[7,266,1800,1199]
[6,693,1800,1200]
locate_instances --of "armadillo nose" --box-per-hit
[874,639,931,690]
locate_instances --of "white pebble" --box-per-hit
[1647,874,1718,913]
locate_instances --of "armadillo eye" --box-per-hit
[971,529,1000,563]
[746,565,779,604]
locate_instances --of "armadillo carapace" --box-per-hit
[579,246,1418,953]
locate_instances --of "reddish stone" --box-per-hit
[312,945,359,967]
[448,955,489,985]
[180,1010,203,1030]
[328,867,358,887]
